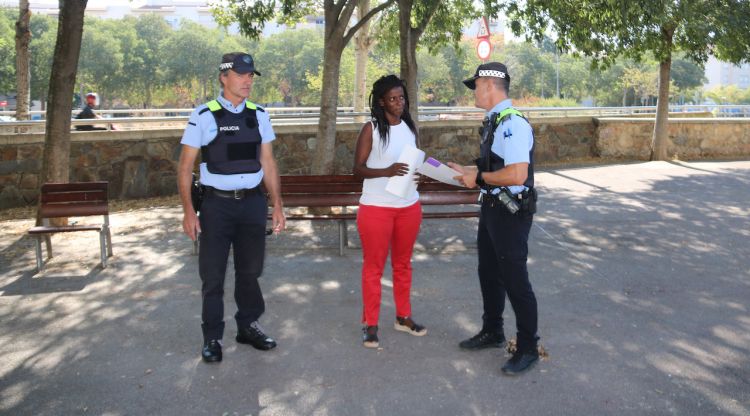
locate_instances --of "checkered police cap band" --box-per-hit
[478,70,506,79]
[219,62,233,70]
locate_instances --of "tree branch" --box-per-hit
[343,0,395,44]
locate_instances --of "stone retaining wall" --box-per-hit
[1,117,747,208]
[594,118,750,159]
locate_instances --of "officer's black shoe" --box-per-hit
[236,321,277,351]
[201,339,222,363]
[459,330,507,350]
[501,350,539,375]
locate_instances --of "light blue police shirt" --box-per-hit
[180,93,275,190]
[488,98,533,195]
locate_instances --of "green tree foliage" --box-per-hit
[77,18,124,106]
[0,8,743,112]
[253,28,324,106]
[161,20,244,106]
[705,85,750,105]
[504,0,750,160]
[29,13,56,106]
[0,8,15,93]
[133,14,172,107]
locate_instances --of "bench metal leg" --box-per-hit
[104,216,113,257]
[44,235,52,259]
[105,227,113,257]
[99,230,107,269]
[338,219,348,256]
[34,236,43,272]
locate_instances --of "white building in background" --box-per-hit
[2,0,237,32]
[704,56,750,90]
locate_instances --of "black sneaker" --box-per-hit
[362,325,379,348]
[394,316,427,336]
[201,339,222,363]
[501,350,539,375]
[459,330,506,350]
[236,321,277,351]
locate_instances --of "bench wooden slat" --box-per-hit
[41,189,108,204]
[41,182,109,193]
[419,193,477,205]
[423,211,478,218]
[281,175,360,185]
[40,203,109,218]
[277,211,479,221]
[29,225,103,234]
[283,194,362,207]
[281,183,363,193]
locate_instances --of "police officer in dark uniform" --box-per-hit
[178,52,286,363]
[448,62,540,375]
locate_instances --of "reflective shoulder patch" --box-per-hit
[245,100,259,111]
[206,100,222,112]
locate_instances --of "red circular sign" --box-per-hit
[0,101,7,107]
[476,39,492,60]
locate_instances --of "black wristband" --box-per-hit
[476,171,486,187]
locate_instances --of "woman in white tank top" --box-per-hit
[353,75,426,348]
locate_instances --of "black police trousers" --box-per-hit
[198,191,267,342]
[477,203,539,353]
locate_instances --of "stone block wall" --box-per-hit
[1,116,747,208]
[594,118,750,159]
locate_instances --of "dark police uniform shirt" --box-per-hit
[180,94,275,191]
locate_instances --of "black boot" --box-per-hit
[236,321,277,351]
[459,330,506,350]
[501,350,539,375]
[202,339,222,363]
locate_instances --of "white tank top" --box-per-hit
[359,121,420,208]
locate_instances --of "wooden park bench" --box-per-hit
[273,174,479,255]
[28,182,113,272]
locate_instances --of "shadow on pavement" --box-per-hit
[0,161,747,415]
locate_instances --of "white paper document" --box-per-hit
[385,145,425,198]
[416,157,464,187]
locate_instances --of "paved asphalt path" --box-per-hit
[1,160,748,416]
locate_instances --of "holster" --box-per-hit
[191,172,204,213]
[481,187,537,215]
[520,188,537,214]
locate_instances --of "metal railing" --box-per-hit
[2,105,749,135]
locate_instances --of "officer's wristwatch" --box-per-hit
[475,171,486,187]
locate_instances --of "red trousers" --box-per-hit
[357,202,422,326]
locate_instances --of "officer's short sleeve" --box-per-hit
[180,108,204,148]
[257,109,276,143]
[495,116,533,165]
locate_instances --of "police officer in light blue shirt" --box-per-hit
[177,52,286,363]
[449,62,540,375]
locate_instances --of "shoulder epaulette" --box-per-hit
[495,107,527,125]
[246,101,265,112]
[206,100,222,112]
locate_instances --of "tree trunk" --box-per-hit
[310,0,393,175]
[650,55,672,161]
[353,0,372,123]
[311,38,345,174]
[42,0,87,186]
[398,0,419,128]
[14,0,31,120]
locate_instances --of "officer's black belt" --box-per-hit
[204,186,260,200]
